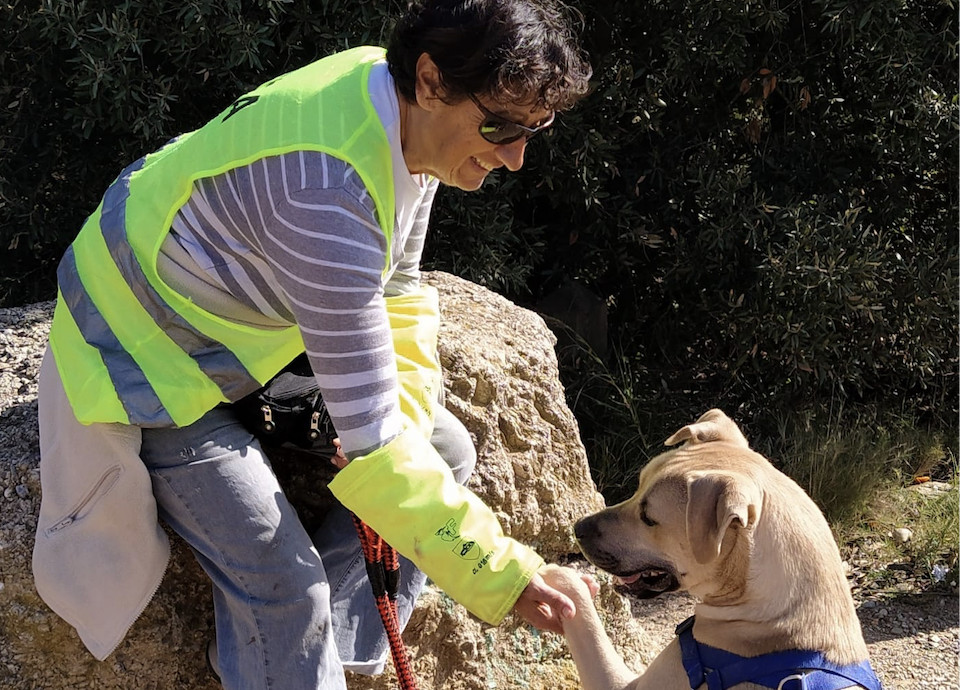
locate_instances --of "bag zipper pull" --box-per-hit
[260,405,275,433]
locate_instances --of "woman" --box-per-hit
[33,0,592,687]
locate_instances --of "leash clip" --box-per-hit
[777,673,808,690]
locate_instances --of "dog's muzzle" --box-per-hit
[574,514,681,599]
[614,568,680,598]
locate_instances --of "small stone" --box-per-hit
[892,528,913,544]
[14,484,28,499]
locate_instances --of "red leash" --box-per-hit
[351,513,419,690]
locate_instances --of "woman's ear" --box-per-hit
[414,53,445,110]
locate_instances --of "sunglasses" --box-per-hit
[468,93,556,145]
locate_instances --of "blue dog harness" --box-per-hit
[676,616,883,690]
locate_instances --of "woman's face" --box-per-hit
[423,95,552,191]
[406,55,554,191]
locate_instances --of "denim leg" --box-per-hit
[313,406,476,674]
[140,406,345,690]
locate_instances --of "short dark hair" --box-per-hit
[387,0,592,111]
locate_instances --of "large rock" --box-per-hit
[0,272,650,689]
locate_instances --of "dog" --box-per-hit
[542,409,882,690]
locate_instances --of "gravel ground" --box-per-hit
[609,583,959,689]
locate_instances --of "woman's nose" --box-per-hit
[495,138,527,171]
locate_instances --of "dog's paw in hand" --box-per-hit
[539,564,600,607]
[513,565,601,634]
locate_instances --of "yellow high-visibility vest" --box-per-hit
[50,46,394,427]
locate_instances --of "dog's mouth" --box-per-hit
[613,567,680,598]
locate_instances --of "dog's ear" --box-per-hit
[665,409,749,448]
[686,472,762,564]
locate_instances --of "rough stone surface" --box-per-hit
[0,273,649,690]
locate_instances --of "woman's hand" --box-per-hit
[538,563,599,606]
[512,564,600,634]
[330,438,349,469]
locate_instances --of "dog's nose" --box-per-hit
[574,517,598,542]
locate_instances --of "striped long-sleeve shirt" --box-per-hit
[157,62,439,458]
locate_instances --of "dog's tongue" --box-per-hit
[617,573,641,585]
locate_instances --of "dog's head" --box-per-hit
[575,409,764,599]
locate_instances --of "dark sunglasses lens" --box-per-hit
[479,122,525,145]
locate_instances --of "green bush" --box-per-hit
[1,0,956,507]
[0,0,402,304]
[430,0,959,473]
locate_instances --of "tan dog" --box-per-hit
[542,409,880,690]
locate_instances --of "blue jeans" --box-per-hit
[139,405,476,690]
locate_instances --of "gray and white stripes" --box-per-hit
[162,150,437,457]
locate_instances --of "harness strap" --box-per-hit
[351,513,419,690]
[676,616,883,690]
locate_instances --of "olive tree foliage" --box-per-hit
[0,0,956,454]
[426,0,958,444]
[0,0,402,303]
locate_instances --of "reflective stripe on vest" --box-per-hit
[56,158,255,427]
[50,46,395,427]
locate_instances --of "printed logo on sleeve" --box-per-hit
[435,518,494,574]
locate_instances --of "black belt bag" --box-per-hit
[230,353,337,457]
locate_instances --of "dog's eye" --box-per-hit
[639,499,658,527]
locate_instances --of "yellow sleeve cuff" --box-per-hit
[328,428,543,624]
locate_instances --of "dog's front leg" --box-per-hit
[540,565,640,690]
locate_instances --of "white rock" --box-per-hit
[892,527,913,544]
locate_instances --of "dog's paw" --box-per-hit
[540,564,598,605]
